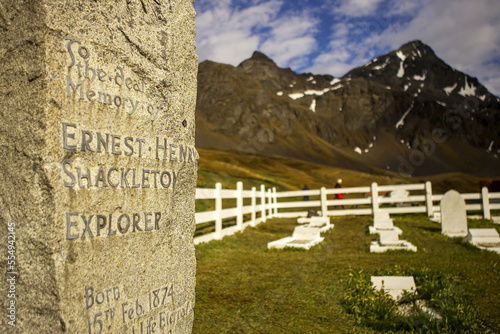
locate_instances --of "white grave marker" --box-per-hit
[267,226,324,250]
[467,228,500,254]
[440,190,468,237]
[297,216,333,232]
[371,276,416,300]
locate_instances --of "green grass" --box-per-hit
[193,215,500,333]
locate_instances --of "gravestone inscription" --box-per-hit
[0,1,198,333]
[440,190,468,237]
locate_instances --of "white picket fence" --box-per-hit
[194,181,500,245]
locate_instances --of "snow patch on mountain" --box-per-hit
[310,99,316,112]
[396,102,414,129]
[397,61,405,78]
[288,92,304,100]
[414,71,427,81]
[288,87,335,100]
[396,51,407,61]
[305,88,331,96]
[436,101,446,106]
[444,83,457,95]
[373,58,390,70]
[330,78,341,85]
[276,91,283,96]
[458,77,476,97]
[354,147,362,154]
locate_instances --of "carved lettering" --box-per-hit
[66,212,162,240]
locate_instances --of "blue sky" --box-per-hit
[194,0,500,96]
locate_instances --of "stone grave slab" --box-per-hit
[370,240,417,253]
[297,216,334,233]
[371,276,416,300]
[267,226,324,250]
[0,1,198,333]
[440,190,468,237]
[467,228,500,254]
[492,217,500,225]
[379,230,402,245]
[388,189,410,207]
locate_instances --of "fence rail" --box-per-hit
[194,181,500,245]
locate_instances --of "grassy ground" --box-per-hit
[193,215,500,333]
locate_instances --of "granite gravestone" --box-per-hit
[0,1,198,333]
[440,190,468,237]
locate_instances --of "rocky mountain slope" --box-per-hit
[195,41,500,177]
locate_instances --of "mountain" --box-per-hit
[195,41,500,177]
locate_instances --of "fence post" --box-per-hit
[267,189,272,218]
[482,186,491,220]
[260,184,266,222]
[236,181,243,230]
[425,181,433,217]
[272,187,278,216]
[371,182,379,214]
[321,187,327,217]
[215,182,222,239]
[251,187,256,227]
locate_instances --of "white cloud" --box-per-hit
[260,14,319,67]
[196,0,319,69]
[195,0,500,95]
[335,0,385,17]
[195,0,283,65]
[305,39,355,75]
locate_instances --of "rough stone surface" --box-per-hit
[440,190,468,237]
[0,1,198,333]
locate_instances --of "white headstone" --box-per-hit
[440,190,468,237]
[389,189,410,199]
[373,210,394,230]
[379,230,401,244]
[389,189,410,207]
[371,276,416,300]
